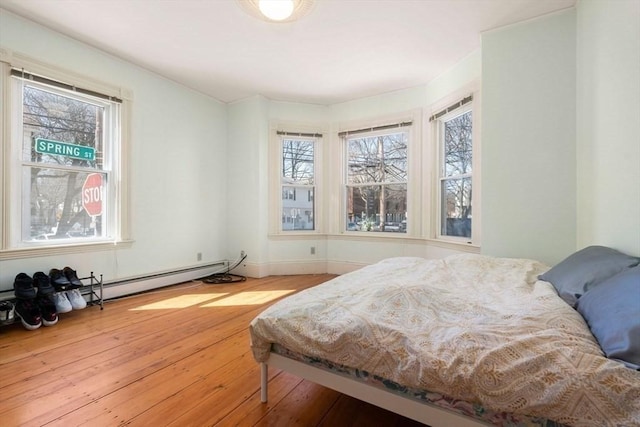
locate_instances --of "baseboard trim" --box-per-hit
[102,261,227,300]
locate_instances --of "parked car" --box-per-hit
[383,222,401,232]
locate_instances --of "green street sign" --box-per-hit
[35,138,95,161]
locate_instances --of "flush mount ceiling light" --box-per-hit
[237,0,315,23]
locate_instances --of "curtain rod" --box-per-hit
[338,121,413,138]
[10,68,123,104]
[429,95,472,122]
[277,131,323,138]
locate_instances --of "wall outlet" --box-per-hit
[197,252,202,261]
[310,246,315,255]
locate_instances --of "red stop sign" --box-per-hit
[82,173,103,216]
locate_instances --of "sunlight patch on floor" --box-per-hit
[200,290,296,307]
[130,293,229,310]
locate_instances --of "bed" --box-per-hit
[250,249,640,426]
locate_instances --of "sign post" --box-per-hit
[82,173,103,217]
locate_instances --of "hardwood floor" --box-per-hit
[0,275,426,427]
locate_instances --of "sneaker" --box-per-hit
[63,267,84,289]
[33,271,55,296]
[49,268,72,291]
[51,292,73,313]
[14,299,42,330]
[66,289,87,310]
[14,273,36,299]
[36,295,59,326]
[0,301,15,325]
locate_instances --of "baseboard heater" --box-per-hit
[101,261,227,301]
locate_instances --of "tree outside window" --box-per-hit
[440,110,472,238]
[16,80,118,243]
[345,132,407,233]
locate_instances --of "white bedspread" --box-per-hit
[250,255,640,426]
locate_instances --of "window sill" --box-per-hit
[329,233,480,253]
[0,240,134,260]
[268,232,480,253]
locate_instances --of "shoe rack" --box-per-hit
[0,271,104,327]
[82,272,104,310]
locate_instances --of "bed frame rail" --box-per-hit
[261,353,490,427]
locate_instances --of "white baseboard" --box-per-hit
[102,262,227,300]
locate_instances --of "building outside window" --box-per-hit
[281,137,315,231]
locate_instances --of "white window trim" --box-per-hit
[268,122,325,236]
[0,48,133,260]
[336,110,422,238]
[425,84,481,247]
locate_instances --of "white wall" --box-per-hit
[481,10,577,266]
[0,10,228,292]
[226,96,270,276]
[576,0,640,257]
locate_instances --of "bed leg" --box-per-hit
[260,363,268,403]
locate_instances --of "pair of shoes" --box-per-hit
[48,267,86,312]
[0,301,15,325]
[13,273,58,330]
[49,267,83,291]
[53,289,86,312]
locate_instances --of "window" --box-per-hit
[281,137,315,231]
[433,96,473,240]
[1,62,126,253]
[344,127,408,233]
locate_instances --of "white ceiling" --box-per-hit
[0,0,575,105]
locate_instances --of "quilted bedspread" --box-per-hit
[250,255,640,426]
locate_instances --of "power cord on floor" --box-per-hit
[201,254,247,284]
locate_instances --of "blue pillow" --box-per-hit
[538,246,640,307]
[577,266,640,369]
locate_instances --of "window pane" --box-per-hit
[282,139,314,185]
[443,111,472,177]
[441,177,471,238]
[22,85,104,170]
[24,167,107,241]
[347,133,407,184]
[282,186,314,230]
[346,184,406,232]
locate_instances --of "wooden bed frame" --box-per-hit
[260,353,490,427]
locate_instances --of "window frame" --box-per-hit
[268,125,324,236]
[429,89,480,246]
[0,49,132,260]
[342,127,410,235]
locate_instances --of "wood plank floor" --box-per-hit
[0,274,426,427]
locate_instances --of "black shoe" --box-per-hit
[36,295,58,326]
[63,267,83,289]
[14,273,37,300]
[33,271,55,296]
[49,268,71,291]
[14,299,42,330]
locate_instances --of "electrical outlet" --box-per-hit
[241,250,246,258]
[197,252,202,261]
[310,246,315,255]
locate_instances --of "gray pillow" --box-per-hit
[576,266,640,370]
[538,245,640,307]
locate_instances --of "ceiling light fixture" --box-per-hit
[259,0,294,21]
[237,0,315,23]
